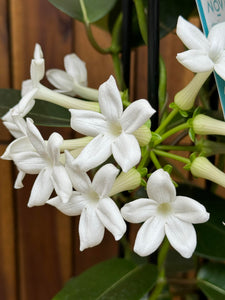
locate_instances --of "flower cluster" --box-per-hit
[4,15,225,259]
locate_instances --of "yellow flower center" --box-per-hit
[157,202,172,215]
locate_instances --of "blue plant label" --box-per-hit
[196,0,225,117]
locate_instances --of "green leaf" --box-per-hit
[197,262,225,300]
[52,258,157,300]
[0,89,70,127]
[177,185,225,261]
[159,0,196,38]
[48,0,117,23]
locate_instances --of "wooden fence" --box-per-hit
[0,1,192,299]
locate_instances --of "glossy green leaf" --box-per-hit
[48,0,117,23]
[52,258,157,300]
[159,0,196,38]
[177,185,225,261]
[197,262,225,300]
[0,89,70,127]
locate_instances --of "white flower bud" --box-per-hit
[193,114,225,136]
[174,72,210,110]
[190,156,225,188]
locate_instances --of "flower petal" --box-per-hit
[176,16,208,50]
[65,151,91,192]
[1,136,34,160]
[75,134,112,171]
[121,100,155,133]
[70,109,107,137]
[92,164,119,197]
[165,216,196,258]
[112,133,141,172]
[147,169,176,204]
[26,118,47,156]
[64,53,87,86]
[14,170,25,189]
[98,75,123,121]
[134,217,165,256]
[176,50,214,73]
[51,165,72,203]
[121,198,158,223]
[47,192,87,216]
[173,196,209,224]
[214,53,225,80]
[27,168,53,207]
[46,69,74,92]
[79,206,105,251]
[47,132,63,164]
[97,197,126,240]
[12,151,46,174]
[208,22,225,52]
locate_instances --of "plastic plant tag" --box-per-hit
[196,0,225,117]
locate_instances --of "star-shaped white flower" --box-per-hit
[1,118,72,206]
[47,152,126,251]
[176,16,225,80]
[121,169,209,258]
[46,53,87,96]
[70,75,155,172]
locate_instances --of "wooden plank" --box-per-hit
[0,0,12,141]
[0,1,17,299]
[9,0,75,299]
[0,146,17,300]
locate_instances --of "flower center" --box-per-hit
[157,202,172,216]
[107,121,122,137]
[87,190,99,204]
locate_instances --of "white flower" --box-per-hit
[70,75,155,172]
[121,169,209,258]
[176,16,225,80]
[1,118,72,206]
[47,153,126,251]
[2,89,36,138]
[46,53,87,96]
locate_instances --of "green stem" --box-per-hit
[153,149,190,164]
[157,238,170,270]
[150,151,162,169]
[148,238,170,300]
[80,0,112,54]
[154,122,190,146]
[112,53,124,90]
[138,146,150,169]
[133,0,147,44]
[156,145,198,152]
[155,108,179,134]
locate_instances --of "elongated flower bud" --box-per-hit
[190,156,225,188]
[193,114,225,136]
[109,168,141,196]
[133,125,152,146]
[174,71,211,110]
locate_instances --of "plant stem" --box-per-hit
[112,53,124,90]
[80,0,112,54]
[133,0,148,44]
[156,145,197,152]
[148,238,170,300]
[150,151,162,169]
[154,122,190,146]
[155,108,179,134]
[153,149,190,164]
